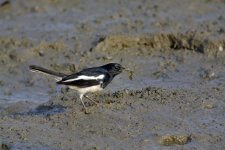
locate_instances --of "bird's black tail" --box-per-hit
[29,65,67,78]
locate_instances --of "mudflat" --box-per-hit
[0,0,225,149]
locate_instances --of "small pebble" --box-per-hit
[203,102,216,109]
[159,134,191,146]
[219,45,223,52]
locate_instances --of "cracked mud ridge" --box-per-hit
[0,0,225,149]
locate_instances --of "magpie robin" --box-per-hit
[29,63,125,112]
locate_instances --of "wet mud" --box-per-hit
[0,0,225,149]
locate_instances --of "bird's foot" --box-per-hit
[84,95,98,105]
[82,107,91,114]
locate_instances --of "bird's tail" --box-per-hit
[29,65,67,80]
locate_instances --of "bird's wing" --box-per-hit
[57,69,107,88]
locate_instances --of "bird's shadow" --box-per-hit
[13,104,67,117]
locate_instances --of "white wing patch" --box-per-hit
[63,74,105,83]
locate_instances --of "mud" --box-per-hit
[0,0,225,149]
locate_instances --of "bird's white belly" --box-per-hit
[69,85,103,95]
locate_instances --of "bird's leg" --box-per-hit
[84,95,98,105]
[79,94,88,113]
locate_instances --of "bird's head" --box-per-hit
[102,63,125,76]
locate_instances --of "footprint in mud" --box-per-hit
[13,104,67,117]
[29,105,67,116]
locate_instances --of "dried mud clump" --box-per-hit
[0,143,10,150]
[0,38,32,68]
[159,134,191,146]
[93,33,225,58]
[99,87,184,105]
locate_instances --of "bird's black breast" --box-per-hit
[101,73,112,88]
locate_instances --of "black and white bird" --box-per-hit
[29,63,125,112]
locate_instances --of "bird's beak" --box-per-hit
[121,66,133,72]
[124,68,133,72]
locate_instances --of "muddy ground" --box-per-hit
[0,0,225,149]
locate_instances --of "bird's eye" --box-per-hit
[114,65,120,70]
